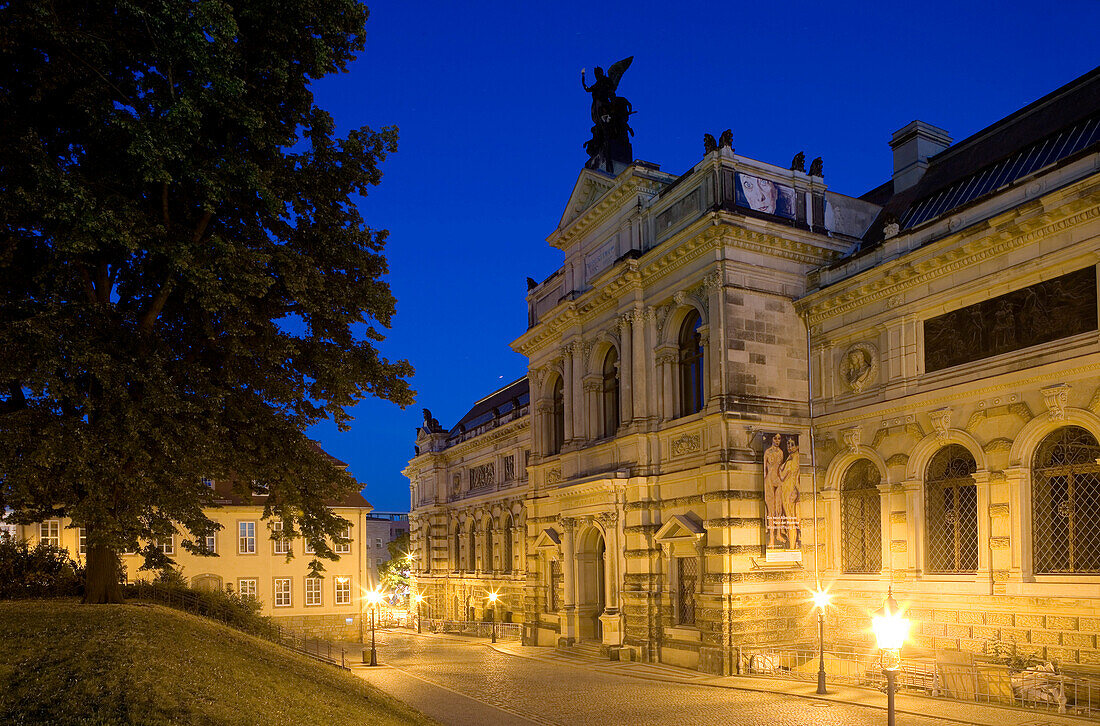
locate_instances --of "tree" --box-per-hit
[0,0,413,603]
[377,531,410,593]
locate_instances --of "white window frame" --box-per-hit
[157,535,174,555]
[334,576,351,605]
[305,577,322,606]
[272,521,290,555]
[239,521,256,554]
[204,532,217,554]
[0,522,17,540]
[376,557,384,567]
[375,537,383,548]
[274,578,292,607]
[40,520,60,547]
[78,527,88,556]
[238,578,258,598]
[304,540,315,554]
[335,525,352,555]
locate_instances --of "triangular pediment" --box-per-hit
[557,168,616,231]
[533,528,561,550]
[654,514,705,543]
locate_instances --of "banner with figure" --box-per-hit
[760,432,802,562]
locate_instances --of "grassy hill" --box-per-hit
[0,600,433,725]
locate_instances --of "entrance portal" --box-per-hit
[575,526,605,641]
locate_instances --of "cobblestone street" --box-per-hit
[347,631,1078,726]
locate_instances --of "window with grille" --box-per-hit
[334,576,351,605]
[485,523,494,571]
[678,311,705,417]
[1032,426,1100,574]
[926,445,978,573]
[549,559,562,611]
[453,530,461,571]
[502,518,513,573]
[841,459,882,574]
[468,527,477,570]
[677,557,697,625]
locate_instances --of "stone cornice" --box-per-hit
[797,184,1100,326]
[432,416,530,464]
[550,171,665,251]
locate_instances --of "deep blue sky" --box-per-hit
[305,0,1100,512]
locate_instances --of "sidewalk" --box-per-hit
[485,639,1095,726]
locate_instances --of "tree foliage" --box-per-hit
[377,531,410,593]
[0,0,413,602]
[0,538,84,599]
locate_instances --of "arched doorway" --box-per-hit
[575,525,606,641]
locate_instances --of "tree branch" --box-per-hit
[78,265,97,304]
[192,210,213,243]
[138,277,173,334]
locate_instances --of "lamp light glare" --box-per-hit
[811,589,831,609]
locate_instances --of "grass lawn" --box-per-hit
[0,599,434,725]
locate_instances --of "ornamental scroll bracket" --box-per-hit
[1041,383,1071,421]
[840,425,861,453]
[928,407,952,441]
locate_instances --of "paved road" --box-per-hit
[349,631,978,726]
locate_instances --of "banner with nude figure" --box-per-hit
[760,432,802,562]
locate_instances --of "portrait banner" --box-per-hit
[760,432,802,562]
[735,173,796,219]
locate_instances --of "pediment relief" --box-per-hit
[558,169,615,231]
[654,514,705,543]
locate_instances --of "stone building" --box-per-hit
[408,66,1100,673]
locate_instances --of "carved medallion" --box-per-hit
[671,432,702,457]
[840,342,878,392]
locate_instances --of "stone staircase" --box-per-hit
[560,640,606,660]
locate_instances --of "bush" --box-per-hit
[125,576,277,639]
[0,537,84,598]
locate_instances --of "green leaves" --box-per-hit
[0,0,413,583]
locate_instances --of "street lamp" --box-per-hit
[364,587,384,666]
[811,588,831,695]
[486,591,499,643]
[871,587,910,726]
[413,593,424,634]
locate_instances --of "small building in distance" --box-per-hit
[362,511,410,587]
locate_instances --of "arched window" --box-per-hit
[678,310,704,416]
[926,445,978,573]
[550,376,565,455]
[841,459,882,574]
[1032,426,1100,574]
[602,347,620,437]
[467,524,477,571]
[484,519,495,573]
[423,530,431,574]
[502,514,514,573]
[453,528,461,571]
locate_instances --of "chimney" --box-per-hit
[889,120,952,192]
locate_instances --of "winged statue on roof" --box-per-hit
[581,56,635,172]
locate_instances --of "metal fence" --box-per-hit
[421,618,522,640]
[129,582,351,670]
[739,645,1099,717]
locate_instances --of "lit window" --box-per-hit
[39,520,60,548]
[274,578,291,607]
[335,526,352,555]
[78,527,88,556]
[238,578,257,598]
[0,522,16,540]
[251,480,269,496]
[305,577,322,606]
[334,576,351,605]
[272,521,290,555]
[239,521,256,554]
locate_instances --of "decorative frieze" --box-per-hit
[470,462,495,489]
[546,467,562,485]
[670,432,702,457]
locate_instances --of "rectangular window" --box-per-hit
[305,577,322,606]
[239,521,256,554]
[78,527,88,556]
[677,557,697,626]
[376,557,383,567]
[204,533,216,554]
[375,537,383,548]
[40,520,60,547]
[238,578,258,598]
[334,576,351,605]
[335,525,352,555]
[272,520,290,555]
[0,522,17,540]
[304,540,315,554]
[274,578,291,607]
[156,536,174,555]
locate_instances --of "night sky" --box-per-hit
[304,0,1100,512]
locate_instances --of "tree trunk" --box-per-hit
[83,542,124,604]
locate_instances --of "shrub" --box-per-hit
[0,538,84,598]
[125,576,277,639]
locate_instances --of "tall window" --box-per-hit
[78,528,88,556]
[502,514,513,574]
[549,559,562,611]
[453,529,461,571]
[1032,426,1100,574]
[272,521,290,555]
[238,578,258,598]
[305,577,322,606]
[678,310,704,416]
[335,525,352,554]
[467,525,477,571]
[39,520,60,548]
[423,531,432,574]
[239,521,256,554]
[602,347,620,437]
[677,557,697,625]
[550,376,565,455]
[485,520,495,572]
[926,445,978,573]
[334,576,351,605]
[274,578,291,607]
[841,460,882,574]
[203,532,216,554]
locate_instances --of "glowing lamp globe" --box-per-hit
[413,594,424,604]
[486,591,499,605]
[811,589,831,610]
[365,589,384,607]
[871,591,909,651]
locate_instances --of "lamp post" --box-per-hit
[811,588,831,695]
[414,593,424,634]
[486,591,499,643]
[871,587,910,726]
[364,588,383,666]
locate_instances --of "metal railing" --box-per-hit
[128,582,350,670]
[739,645,1098,717]
[421,618,522,640]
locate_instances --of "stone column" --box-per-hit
[632,308,649,421]
[902,478,922,577]
[571,343,585,443]
[618,315,634,425]
[598,511,618,611]
[644,308,660,422]
[559,517,576,643]
[973,470,993,590]
[562,348,574,443]
[655,346,678,421]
